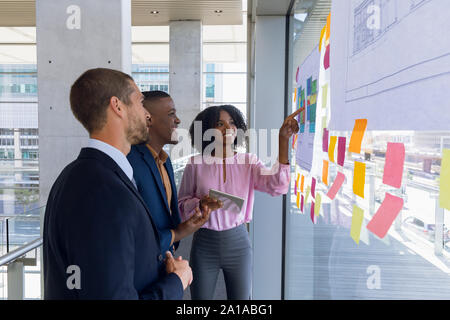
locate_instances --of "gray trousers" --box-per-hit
[189,224,252,300]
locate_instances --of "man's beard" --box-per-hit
[127,116,149,145]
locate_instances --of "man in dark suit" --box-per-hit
[43,68,192,299]
[127,91,221,255]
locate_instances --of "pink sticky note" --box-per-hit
[383,143,405,188]
[326,172,346,200]
[294,179,298,195]
[310,201,315,224]
[301,194,304,212]
[337,137,346,166]
[324,44,330,70]
[323,128,329,152]
[366,193,404,239]
[311,177,316,198]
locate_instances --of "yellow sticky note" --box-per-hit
[314,193,322,217]
[351,205,364,244]
[440,149,450,210]
[322,84,328,109]
[353,161,366,198]
[310,94,317,105]
[294,88,298,103]
[329,136,337,163]
[319,25,326,52]
[305,185,311,204]
[296,192,300,209]
[322,116,327,131]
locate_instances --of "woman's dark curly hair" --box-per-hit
[189,105,248,154]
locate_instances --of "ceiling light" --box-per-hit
[150,10,159,14]
[214,9,223,13]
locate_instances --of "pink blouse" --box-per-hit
[177,153,291,231]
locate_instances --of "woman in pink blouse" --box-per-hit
[178,105,299,300]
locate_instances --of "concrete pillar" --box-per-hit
[36,0,132,207]
[169,20,202,157]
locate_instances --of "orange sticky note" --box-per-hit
[329,136,337,163]
[325,13,331,42]
[353,161,366,198]
[294,88,298,103]
[322,160,329,186]
[300,175,305,193]
[319,25,326,52]
[349,119,368,154]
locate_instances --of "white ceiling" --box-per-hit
[0,0,243,26]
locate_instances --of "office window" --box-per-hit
[132,26,170,94]
[0,28,40,215]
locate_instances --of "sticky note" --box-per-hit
[296,66,300,84]
[329,136,337,163]
[305,186,311,204]
[292,134,298,149]
[337,137,346,167]
[315,193,322,217]
[323,128,329,152]
[322,160,329,186]
[353,161,366,198]
[310,201,315,224]
[324,44,330,70]
[311,177,316,199]
[294,174,299,195]
[326,13,330,42]
[300,175,305,193]
[349,119,367,154]
[319,25,326,52]
[350,205,364,245]
[322,84,328,109]
[383,143,405,189]
[301,194,304,212]
[440,149,450,210]
[326,171,345,200]
[296,192,300,209]
[367,193,404,239]
[321,116,327,131]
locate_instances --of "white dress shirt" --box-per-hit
[87,138,134,184]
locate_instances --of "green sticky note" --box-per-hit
[322,84,328,108]
[351,205,364,245]
[440,149,450,210]
[314,193,321,217]
[305,185,311,204]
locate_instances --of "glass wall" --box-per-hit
[202,14,247,119]
[0,27,39,215]
[0,26,172,216]
[284,0,450,300]
[132,26,170,93]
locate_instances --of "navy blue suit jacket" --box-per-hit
[127,144,182,254]
[43,148,183,299]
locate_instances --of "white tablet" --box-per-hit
[209,189,245,214]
